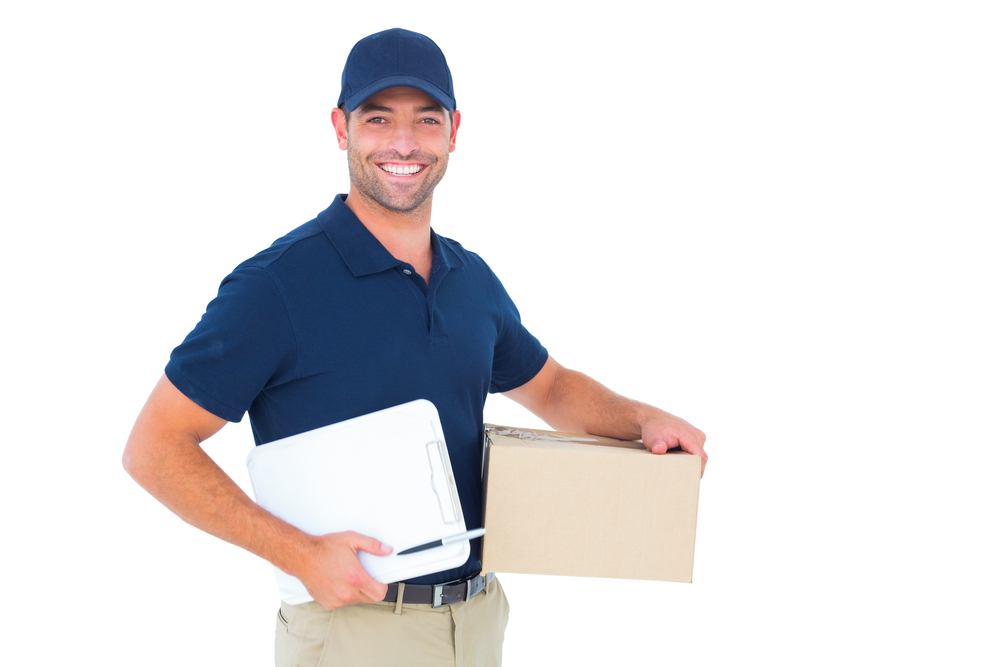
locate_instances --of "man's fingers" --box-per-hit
[344,532,391,602]
[361,576,389,603]
[349,532,393,556]
[645,438,669,455]
[678,434,709,478]
[346,564,388,603]
[645,429,708,477]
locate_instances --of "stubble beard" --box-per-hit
[347,143,449,215]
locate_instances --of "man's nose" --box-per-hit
[387,122,420,156]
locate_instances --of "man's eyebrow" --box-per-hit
[357,104,394,114]
[356,104,445,115]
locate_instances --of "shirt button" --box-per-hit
[402,269,412,275]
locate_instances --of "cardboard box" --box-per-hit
[480,425,701,583]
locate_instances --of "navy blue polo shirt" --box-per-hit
[166,195,547,584]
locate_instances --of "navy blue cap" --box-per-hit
[338,28,456,112]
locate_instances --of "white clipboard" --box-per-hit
[246,399,469,604]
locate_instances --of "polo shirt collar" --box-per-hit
[432,231,466,271]
[319,195,399,277]
[318,194,465,276]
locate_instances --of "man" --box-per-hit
[123,28,707,667]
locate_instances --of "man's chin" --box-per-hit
[348,164,443,215]
[366,190,432,215]
[372,177,441,212]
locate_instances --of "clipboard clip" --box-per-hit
[425,439,462,525]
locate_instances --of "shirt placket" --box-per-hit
[398,262,450,343]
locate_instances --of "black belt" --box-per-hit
[382,572,494,608]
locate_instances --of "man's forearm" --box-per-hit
[538,366,655,440]
[123,374,392,608]
[123,430,313,575]
[506,357,707,473]
[124,433,393,609]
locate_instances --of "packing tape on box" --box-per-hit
[485,426,600,444]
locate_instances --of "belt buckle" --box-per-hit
[431,574,482,608]
[431,582,449,608]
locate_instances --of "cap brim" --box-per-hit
[343,75,456,112]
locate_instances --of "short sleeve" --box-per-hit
[165,266,297,422]
[488,272,548,393]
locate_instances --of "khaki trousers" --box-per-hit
[275,576,509,667]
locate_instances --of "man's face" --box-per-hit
[335,87,460,215]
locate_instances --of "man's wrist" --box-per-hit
[254,516,316,576]
[630,402,663,439]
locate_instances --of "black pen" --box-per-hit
[398,528,487,555]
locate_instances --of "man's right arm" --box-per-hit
[122,373,391,609]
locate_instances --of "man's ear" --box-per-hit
[449,109,461,153]
[331,108,349,150]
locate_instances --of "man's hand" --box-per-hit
[640,411,708,477]
[293,531,392,609]
[292,531,393,610]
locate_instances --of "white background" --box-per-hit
[2,1,997,665]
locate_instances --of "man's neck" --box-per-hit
[344,187,434,282]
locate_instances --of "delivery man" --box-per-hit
[122,27,707,667]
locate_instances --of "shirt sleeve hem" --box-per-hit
[489,347,549,394]
[164,362,246,423]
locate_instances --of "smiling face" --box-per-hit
[334,87,461,216]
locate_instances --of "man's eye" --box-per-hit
[368,117,387,124]
[419,118,440,124]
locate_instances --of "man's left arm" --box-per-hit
[503,356,708,477]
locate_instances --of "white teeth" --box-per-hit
[379,163,424,175]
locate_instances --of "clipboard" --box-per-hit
[246,399,469,604]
